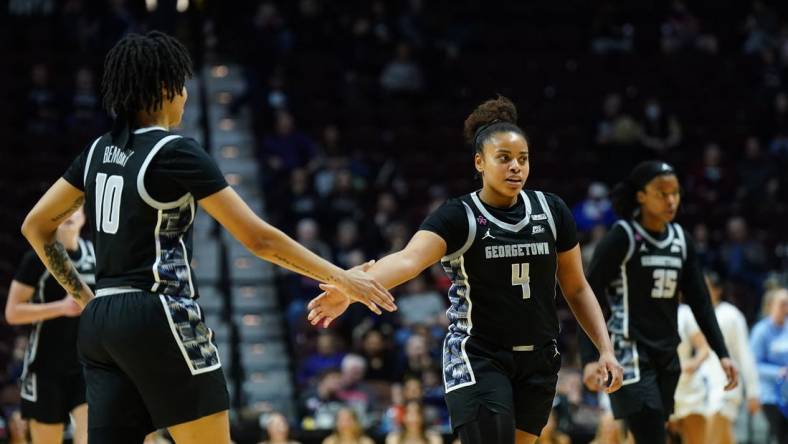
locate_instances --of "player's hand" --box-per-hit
[60,295,83,317]
[583,362,602,392]
[307,287,351,328]
[747,398,761,414]
[720,357,739,391]
[597,351,624,393]
[333,261,396,315]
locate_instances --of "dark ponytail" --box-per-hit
[611,180,639,219]
[611,160,677,218]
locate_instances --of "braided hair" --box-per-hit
[463,95,526,153]
[101,31,193,147]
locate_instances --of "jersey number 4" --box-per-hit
[651,268,678,299]
[95,173,123,234]
[512,263,531,299]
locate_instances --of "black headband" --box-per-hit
[629,160,675,190]
[473,120,501,148]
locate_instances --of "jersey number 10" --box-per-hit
[651,268,678,299]
[512,263,531,299]
[95,173,123,234]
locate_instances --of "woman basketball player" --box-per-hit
[667,303,711,444]
[579,161,738,444]
[19,31,394,444]
[307,95,625,444]
[702,271,761,444]
[6,207,92,444]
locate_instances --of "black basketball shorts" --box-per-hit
[78,290,229,435]
[608,339,681,420]
[443,335,560,436]
[20,369,86,424]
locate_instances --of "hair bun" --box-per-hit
[463,95,518,146]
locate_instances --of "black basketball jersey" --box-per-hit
[581,219,728,384]
[423,190,577,345]
[62,127,228,298]
[422,190,577,391]
[605,220,688,344]
[13,239,96,377]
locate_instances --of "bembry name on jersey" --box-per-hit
[103,145,134,167]
[485,242,550,259]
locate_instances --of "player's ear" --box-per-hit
[474,152,484,173]
[636,189,646,205]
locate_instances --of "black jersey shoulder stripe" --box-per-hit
[534,191,556,241]
[615,220,637,263]
[82,136,104,187]
[443,200,477,261]
[469,190,531,232]
[136,134,187,210]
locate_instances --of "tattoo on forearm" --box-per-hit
[50,196,85,222]
[272,253,334,283]
[43,241,85,301]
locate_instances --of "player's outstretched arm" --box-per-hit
[5,281,82,325]
[199,187,396,314]
[307,230,447,328]
[556,244,623,393]
[21,179,94,307]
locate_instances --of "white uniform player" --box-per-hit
[672,304,712,420]
[702,300,760,419]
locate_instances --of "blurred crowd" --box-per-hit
[2,0,788,443]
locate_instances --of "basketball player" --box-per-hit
[702,271,761,444]
[19,31,394,444]
[579,161,738,444]
[668,303,711,444]
[6,208,93,444]
[307,95,624,444]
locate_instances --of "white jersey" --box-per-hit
[701,301,760,419]
[673,304,711,418]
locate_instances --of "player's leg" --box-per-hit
[70,403,88,444]
[512,342,560,444]
[676,413,706,444]
[102,293,229,439]
[706,413,735,444]
[446,337,517,444]
[29,421,64,444]
[455,406,516,444]
[624,407,667,444]
[79,295,155,444]
[167,410,231,444]
[514,429,538,444]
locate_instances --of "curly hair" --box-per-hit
[101,31,193,130]
[463,95,525,152]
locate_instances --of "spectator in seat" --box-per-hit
[302,369,346,431]
[750,288,788,444]
[258,411,301,444]
[321,407,374,444]
[572,182,616,233]
[380,43,425,95]
[385,401,442,444]
[299,332,346,386]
